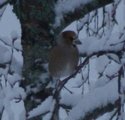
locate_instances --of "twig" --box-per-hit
[50,56,90,120]
[54,56,90,98]
[109,109,118,120]
[0,0,9,9]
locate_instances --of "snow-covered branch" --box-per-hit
[54,0,113,30]
[78,21,125,55]
[0,4,26,120]
[0,0,8,8]
[63,79,120,120]
[27,96,54,119]
[0,0,8,20]
[4,0,124,120]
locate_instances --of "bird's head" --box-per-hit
[57,30,81,46]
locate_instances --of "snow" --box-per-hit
[7,73,22,85]
[0,0,125,120]
[54,0,92,27]
[78,31,124,56]
[3,99,14,120]
[55,0,91,15]
[2,86,25,101]
[10,49,23,74]
[66,78,119,120]
[54,1,125,119]
[0,4,25,120]
[27,0,125,120]
[104,62,121,76]
[96,55,110,74]
[28,96,54,119]
[60,94,83,107]
[0,0,7,19]
[2,101,25,120]
[0,41,11,63]
[96,110,117,120]
[0,4,21,46]
[0,85,26,120]
[18,106,26,120]
[0,0,7,5]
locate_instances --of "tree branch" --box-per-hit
[54,49,121,120]
[83,100,119,120]
[0,0,9,9]
[54,49,121,99]
[54,0,113,33]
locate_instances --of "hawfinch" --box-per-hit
[48,30,81,80]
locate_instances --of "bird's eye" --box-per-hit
[70,37,74,41]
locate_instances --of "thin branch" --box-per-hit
[0,0,9,9]
[54,0,113,33]
[109,109,118,120]
[0,107,4,120]
[53,49,122,98]
[51,50,122,120]
[0,38,21,51]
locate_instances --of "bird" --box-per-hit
[48,30,81,82]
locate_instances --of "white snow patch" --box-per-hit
[66,79,119,120]
[0,4,21,46]
[28,96,54,119]
[54,0,92,27]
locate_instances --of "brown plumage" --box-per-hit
[48,30,81,79]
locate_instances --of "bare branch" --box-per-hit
[0,0,9,9]
[54,0,113,33]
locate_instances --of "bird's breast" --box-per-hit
[49,45,79,79]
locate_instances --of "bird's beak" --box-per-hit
[74,39,82,44]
